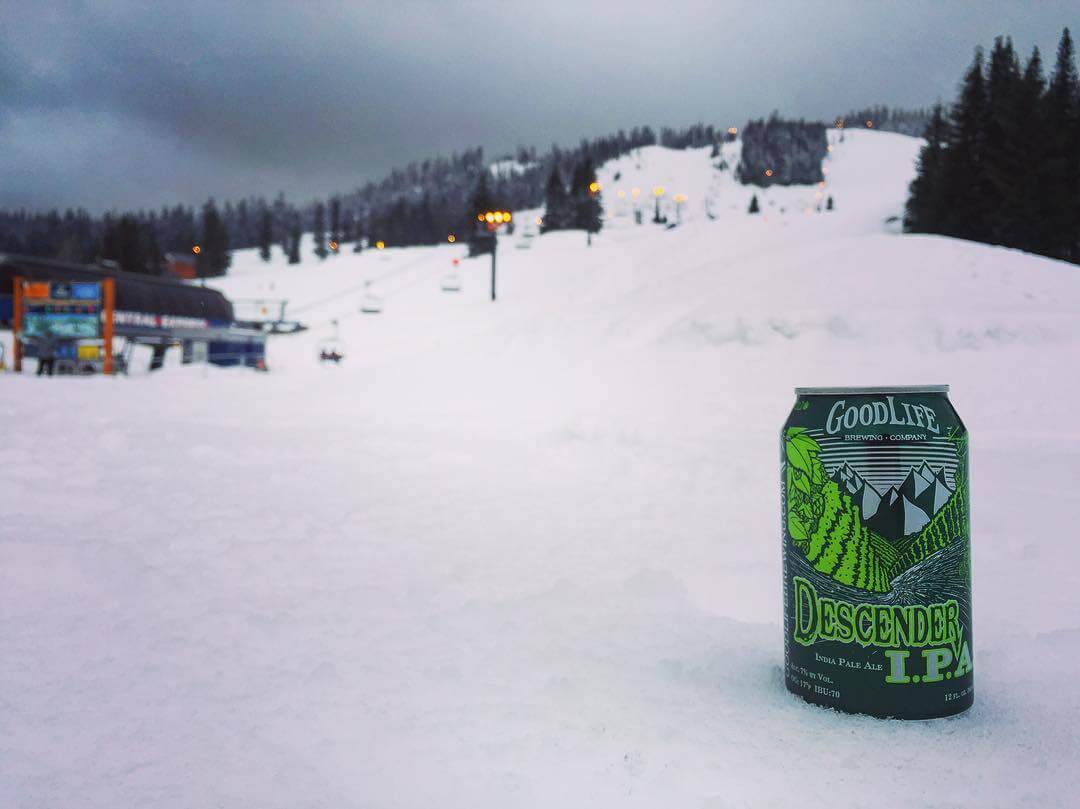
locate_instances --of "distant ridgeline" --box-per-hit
[905,29,1080,265]
[736,117,828,187]
[836,106,936,137]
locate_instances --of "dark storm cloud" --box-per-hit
[1,0,1074,211]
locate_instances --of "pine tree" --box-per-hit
[312,202,328,259]
[941,48,989,241]
[342,209,356,244]
[991,48,1046,252]
[258,209,273,262]
[541,167,569,232]
[748,194,760,214]
[101,214,156,274]
[1043,28,1079,260]
[467,173,495,256]
[981,36,1021,246]
[469,172,494,220]
[288,217,301,264]
[330,197,341,251]
[904,105,948,233]
[196,200,231,277]
[571,157,602,240]
[99,214,118,265]
[142,220,162,274]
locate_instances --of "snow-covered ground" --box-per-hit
[3,130,1079,807]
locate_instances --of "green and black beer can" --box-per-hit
[782,386,973,719]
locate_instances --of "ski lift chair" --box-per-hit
[441,258,463,292]
[317,320,346,363]
[360,281,383,314]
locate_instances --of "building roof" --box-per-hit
[0,254,234,322]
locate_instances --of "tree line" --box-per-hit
[0,126,671,272]
[905,29,1080,263]
[0,195,302,277]
[738,115,828,186]
[539,157,603,236]
[836,106,936,137]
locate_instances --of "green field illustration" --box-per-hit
[784,427,969,593]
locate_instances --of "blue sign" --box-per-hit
[71,282,101,300]
[24,310,100,339]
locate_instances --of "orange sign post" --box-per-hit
[102,277,115,375]
[12,276,23,372]
[11,276,115,375]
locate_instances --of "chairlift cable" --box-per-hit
[288,252,435,316]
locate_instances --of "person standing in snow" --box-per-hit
[36,334,56,376]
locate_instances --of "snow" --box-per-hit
[489,157,534,179]
[3,129,1080,807]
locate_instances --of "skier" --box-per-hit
[36,335,56,376]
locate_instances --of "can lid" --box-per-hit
[795,385,949,395]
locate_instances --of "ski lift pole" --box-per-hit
[476,209,512,302]
[587,181,601,246]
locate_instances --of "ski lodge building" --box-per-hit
[0,254,266,373]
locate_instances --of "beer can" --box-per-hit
[782,386,973,719]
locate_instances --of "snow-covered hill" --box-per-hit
[3,130,1079,807]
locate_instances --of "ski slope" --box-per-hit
[3,129,1080,808]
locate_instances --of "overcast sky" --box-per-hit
[1,1,1073,213]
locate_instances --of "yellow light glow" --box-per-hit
[653,186,665,197]
[477,213,485,222]
[447,234,456,243]
[631,187,640,198]
[728,126,738,135]
[485,212,495,223]
[588,181,601,194]
[535,216,543,225]
[494,211,504,223]
[504,211,512,222]
[376,240,385,250]
[329,241,338,251]
[764,169,773,177]
[617,189,626,198]
[827,145,834,153]
[192,245,202,255]
[673,193,687,203]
